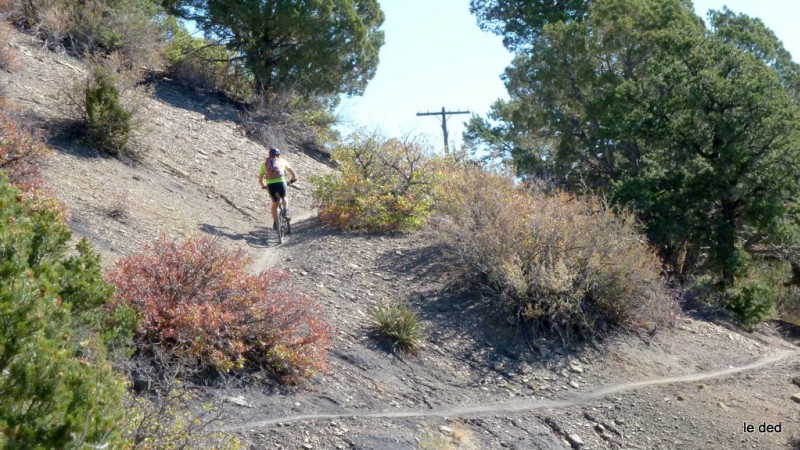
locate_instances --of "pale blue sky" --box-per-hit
[334,0,800,151]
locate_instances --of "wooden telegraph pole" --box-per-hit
[416,107,470,154]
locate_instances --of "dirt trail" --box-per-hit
[249,210,317,273]
[222,349,797,431]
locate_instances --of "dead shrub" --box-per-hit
[243,92,338,151]
[434,165,677,343]
[107,236,332,384]
[105,189,129,220]
[120,348,241,449]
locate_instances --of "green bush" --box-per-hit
[367,302,423,355]
[435,165,677,343]
[0,173,129,449]
[312,131,439,232]
[84,65,132,155]
[724,280,778,331]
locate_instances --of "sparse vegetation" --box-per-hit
[121,350,242,450]
[107,236,332,383]
[8,0,165,69]
[0,21,17,71]
[0,106,49,194]
[312,131,439,232]
[367,302,423,355]
[418,422,477,450]
[435,165,676,343]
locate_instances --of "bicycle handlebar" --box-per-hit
[262,179,298,189]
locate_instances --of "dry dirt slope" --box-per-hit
[2,26,800,450]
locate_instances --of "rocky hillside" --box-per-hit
[2,26,800,450]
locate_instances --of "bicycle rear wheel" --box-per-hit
[276,206,285,244]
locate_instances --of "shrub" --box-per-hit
[107,237,332,383]
[367,302,423,355]
[9,0,164,69]
[84,65,132,154]
[121,351,241,450]
[0,173,129,449]
[435,165,677,343]
[162,18,251,99]
[312,131,439,232]
[0,107,49,194]
[724,278,779,331]
[243,92,339,152]
[61,62,150,157]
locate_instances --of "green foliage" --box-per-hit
[470,0,593,50]
[0,173,128,449]
[724,280,778,331]
[107,237,332,383]
[435,165,676,343]
[367,302,423,355]
[85,65,132,155]
[162,17,252,98]
[312,132,439,232]
[466,0,800,289]
[161,0,385,96]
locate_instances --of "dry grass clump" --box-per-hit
[367,302,423,355]
[434,165,677,343]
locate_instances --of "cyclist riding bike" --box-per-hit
[258,147,298,230]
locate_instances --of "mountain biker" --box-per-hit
[258,147,298,230]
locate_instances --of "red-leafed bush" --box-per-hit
[0,107,49,194]
[107,237,332,383]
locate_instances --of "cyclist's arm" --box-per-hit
[286,166,298,182]
[258,173,267,189]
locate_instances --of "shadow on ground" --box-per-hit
[148,77,242,123]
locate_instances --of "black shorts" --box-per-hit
[267,182,287,202]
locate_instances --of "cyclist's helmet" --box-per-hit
[269,147,281,157]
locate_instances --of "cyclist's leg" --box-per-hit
[272,182,289,219]
[267,184,281,229]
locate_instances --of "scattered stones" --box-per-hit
[569,363,584,374]
[791,394,800,404]
[566,433,584,449]
[225,395,253,408]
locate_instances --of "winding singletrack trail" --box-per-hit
[222,349,797,431]
[250,210,317,273]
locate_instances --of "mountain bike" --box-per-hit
[270,180,296,245]
[276,196,290,244]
